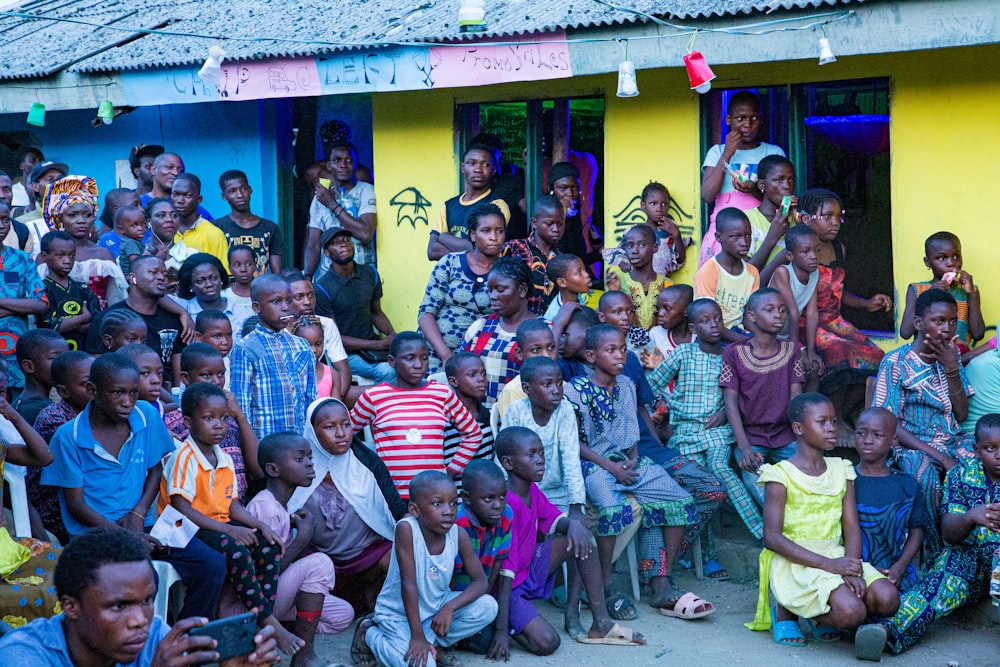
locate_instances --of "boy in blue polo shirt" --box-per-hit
[41,352,225,620]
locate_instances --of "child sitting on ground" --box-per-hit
[900,231,984,351]
[494,428,645,654]
[248,432,355,666]
[223,244,255,309]
[854,407,927,593]
[542,254,593,321]
[38,231,101,351]
[111,205,147,277]
[693,207,760,343]
[649,298,764,542]
[350,332,483,500]
[159,381,304,655]
[639,181,685,275]
[352,470,499,667]
[443,353,496,484]
[721,288,805,508]
[746,393,897,660]
[565,324,714,621]
[768,224,823,388]
[495,319,558,421]
[606,225,673,330]
[194,308,234,388]
[291,315,338,399]
[27,351,93,544]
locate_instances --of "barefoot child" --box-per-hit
[693,207,759,343]
[496,427,645,654]
[350,332,482,500]
[443,353,496,483]
[495,319,558,421]
[159,381,304,655]
[768,224,823,387]
[746,393,897,660]
[721,288,805,508]
[249,432,354,666]
[38,230,101,351]
[291,315,338,399]
[900,231,984,350]
[542,254,592,322]
[649,298,764,542]
[353,471,499,667]
[854,407,927,592]
[606,225,672,330]
[565,324,714,621]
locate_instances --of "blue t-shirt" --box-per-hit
[0,613,169,666]
[41,401,175,536]
[854,469,928,588]
[99,230,153,258]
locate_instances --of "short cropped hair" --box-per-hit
[408,470,454,503]
[16,328,65,365]
[924,231,961,256]
[181,381,227,417]
[687,297,722,321]
[757,155,793,182]
[328,140,359,161]
[746,286,782,312]
[195,308,230,333]
[180,342,223,373]
[727,90,762,113]
[118,343,158,365]
[250,274,288,303]
[39,230,74,254]
[389,331,426,358]
[624,223,656,244]
[661,283,694,305]
[532,194,563,218]
[51,350,92,385]
[515,319,552,347]
[914,288,956,318]
[519,355,560,384]
[545,254,581,283]
[494,426,537,460]
[89,352,139,387]
[113,205,144,228]
[172,172,201,192]
[975,413,1000,441]
[461,459,506,495]
[467,202,505,235]
[54,527,151,600]
[784,224,819,252]
[258,431,306,471]
[715,207,750,234]
[597,289,630,312]
[444,351,481,379]
[584,323,622,351]
[788,392,833,425]
[568,306,600,330]
[228,243,254,262]
[219,169,248,191]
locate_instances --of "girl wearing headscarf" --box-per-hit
[38,176,127,308]
[290,397,406,613]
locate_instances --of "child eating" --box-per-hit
[746,393,897,659]
[352,471,498,667]
[693,207,760,342]
[899,231,984,350]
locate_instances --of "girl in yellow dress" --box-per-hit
[747,393,898,661]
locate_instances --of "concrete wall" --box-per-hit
[371,43,1000,341]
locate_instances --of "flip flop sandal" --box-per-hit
[658,591,716,619]
[350,614,376,667]
[702,559,732,581]
[605,589,638,621]
[573,621,645,646]
[804,618,842,643]
[769,606,805,647]
[854,623,886,662]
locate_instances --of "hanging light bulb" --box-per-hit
[97,101,114,125]
[683,51,716,94]
[198,45,226,86]
[26,102,46,127]
[616,40,638,98]
[818,36,837,65]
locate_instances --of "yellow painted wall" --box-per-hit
[373,44,1000,340]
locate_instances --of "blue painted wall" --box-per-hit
[0,100,279,222]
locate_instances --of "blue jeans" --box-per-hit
[152,536,226,620]
[348,353,396,383]
[741,442,797,508]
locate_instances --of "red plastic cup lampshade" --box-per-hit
[683,51,716,94]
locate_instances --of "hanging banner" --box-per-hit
[429,30,572,88]
[218,57,322,101]
[317,47,433,94]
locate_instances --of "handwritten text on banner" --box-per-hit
[429,30,572,89]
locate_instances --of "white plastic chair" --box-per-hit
[152,560,185,621]
[352,375,374,387]
[427,371,448,386]
[3,463,30,538]
[489,402,500,436]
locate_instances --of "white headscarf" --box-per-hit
[288,397,396,541]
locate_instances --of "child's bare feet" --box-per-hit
[264,615,305,656]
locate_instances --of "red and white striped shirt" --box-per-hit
[350,381,482,499]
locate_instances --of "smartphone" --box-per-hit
[188,612,257,663]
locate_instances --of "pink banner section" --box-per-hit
[218,57,322,101]
[429,30,572,88]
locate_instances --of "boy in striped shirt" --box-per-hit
[350,331,482,500]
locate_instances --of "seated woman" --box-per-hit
[418,203,504,375]
[801,188,890,419]
[0,358,60,628]
[872,288,977,559]
[461,257,539,407]
[288,398,406,615]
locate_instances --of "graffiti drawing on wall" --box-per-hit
[610,195,695,244]
[390,187,432,228]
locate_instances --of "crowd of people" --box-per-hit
[0,89,997,666]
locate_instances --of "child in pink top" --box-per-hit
[292,316,338,399]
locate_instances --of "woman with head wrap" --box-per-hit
[38,176,127,308]
[289,397,406,614]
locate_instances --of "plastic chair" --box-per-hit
[352,375,374,387]
[489,402,500,436]
[427,371,448,386]
[152,560,185,621]
[3,463,30,538]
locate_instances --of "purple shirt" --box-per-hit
[506,483,564,588]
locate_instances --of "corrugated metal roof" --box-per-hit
[0,0,865,79]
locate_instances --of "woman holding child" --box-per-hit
[419,203,505,373]
[290,397,407,614]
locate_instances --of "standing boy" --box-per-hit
[38,230,101,351]
[171,173,228,266]
[213,169,285,276]
[231,274,317,440]
[350,332,482,501]
[721,287,805,507]
[693,207,760,342]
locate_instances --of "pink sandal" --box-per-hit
[658,591,715,619]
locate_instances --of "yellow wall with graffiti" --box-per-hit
[373,44,1000,340]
